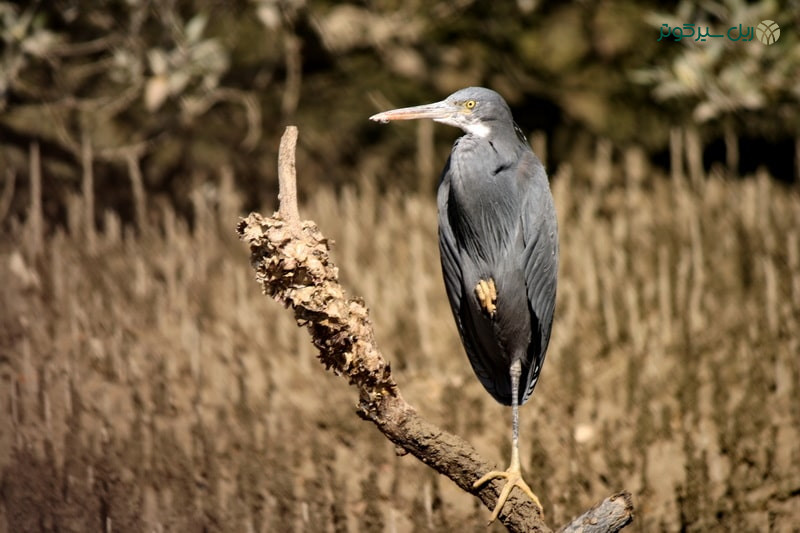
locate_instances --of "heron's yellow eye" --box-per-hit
[465,100,476,109]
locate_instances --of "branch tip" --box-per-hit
[278,125,299,225]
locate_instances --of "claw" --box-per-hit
[473,466,542,524]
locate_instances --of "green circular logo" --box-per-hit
[756,20,780,45]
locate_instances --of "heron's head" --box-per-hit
[370,87,513,138]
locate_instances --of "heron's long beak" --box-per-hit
[370,100,454,123]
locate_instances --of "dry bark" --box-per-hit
[237,126,635,532]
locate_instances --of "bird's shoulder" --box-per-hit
[451,135,530,180]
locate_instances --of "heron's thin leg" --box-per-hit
[510,358,521,471]
[473,359,542,523]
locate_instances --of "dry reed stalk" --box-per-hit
[670,128,684,185]
[416,119,434,192]
[10,372,20,445]
[66,194,81,240]
[0,169,15,224]
[626,284,643,354]
[762,256,779,336]
[600,249,620,344]
[552,163,572,232]
[673,178,692,324]
[372,193,394,325]
[741,178,757,231]
[582,232,600,311]
[190,187,210,283]
[161,203,178,310]
[688,212,705,333]
[756,168,773,250]
[788,231,800,307]
[408,199,432,359]
[657,245,673,346]
[594,138,613,189]
[51,231,65,302]
[81,132,96,255]
[684,127,704,191]
[126,151,147,233]
[238,126,635,533]
[103,211,121,246]
[358,173,379,231]
[218,166,239,231]
[624,146,646,186]
[340,186,359,287]
[26,142,43,259]
[531,130,547,169]
[282,33,302,116]
[133,255,148,298]
[557,283,580,352]
[573,169,601,314]
[42,366,52,441]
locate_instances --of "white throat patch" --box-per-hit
[464,122,491,138]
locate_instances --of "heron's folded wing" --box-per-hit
[519,155,559,403]
[437,163,504,401]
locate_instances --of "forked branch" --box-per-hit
[237,126,634,532]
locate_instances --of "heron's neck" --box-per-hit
[462,122,491,138]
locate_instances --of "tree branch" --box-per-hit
[237,126,635,532]
[277,125,299,225]
[558,492,635,533]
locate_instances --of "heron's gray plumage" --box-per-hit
[435,89,558,406]
[371,86,557,520]
[371,86,558,406]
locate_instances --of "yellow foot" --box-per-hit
[475,278,497,317]
[473,467,542,524]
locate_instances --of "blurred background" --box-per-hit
[1,0,799,531]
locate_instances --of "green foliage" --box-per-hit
[633,0,800,127]
[1,0,797,228]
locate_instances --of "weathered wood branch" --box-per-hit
[237,126,634,532]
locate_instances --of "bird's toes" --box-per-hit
[474,278,497,317]
[473,469,505,489]
[473,469,544,523]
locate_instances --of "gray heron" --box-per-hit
[370,87,558,523]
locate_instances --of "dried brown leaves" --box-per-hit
[237,211,397,409]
